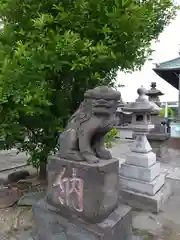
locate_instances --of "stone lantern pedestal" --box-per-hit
[119,87,171,212]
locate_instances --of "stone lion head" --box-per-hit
[84,86,121,115]
[69,86,120,124]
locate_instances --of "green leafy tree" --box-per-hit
[0,0,175,178]
[159,107,175,118]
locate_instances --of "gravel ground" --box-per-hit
[0,206,33,233]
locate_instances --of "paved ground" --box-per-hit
[0,149,28,172]
[0,139,180,239]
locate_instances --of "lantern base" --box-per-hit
[119,182,171,213]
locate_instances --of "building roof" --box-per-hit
[155,57,180,70]
[153,57,180,90]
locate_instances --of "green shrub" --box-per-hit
[104,128,119,148]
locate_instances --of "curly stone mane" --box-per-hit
[67,99,93,125]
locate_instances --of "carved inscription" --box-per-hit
[52,168,84,212]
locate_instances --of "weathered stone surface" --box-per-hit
[0,166,37,186]
[130,135,152,153]
[0,187,20,208]
[119,174,165,196]
[33,198,132,240]
[7,170,30,183]
[119,183,171,213]
[58,86,121,164]
[46,156,119,223]
[126,151,156,168]
[120,162,160,182]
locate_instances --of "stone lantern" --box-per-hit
[146,82,164,107]
[119,87,171,213]
[146,82,170,160]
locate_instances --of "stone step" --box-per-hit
[119,173,165,196]
[119,162,160,182]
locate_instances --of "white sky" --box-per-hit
[117,10,180,102]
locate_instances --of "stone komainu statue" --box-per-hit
[59,86,121,164]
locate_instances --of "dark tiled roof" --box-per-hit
[153,57,180,90]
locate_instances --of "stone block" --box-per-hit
[119,183,171,213]
[119,163,160,182]
[119,174,165,196]
[7,170,30,184]
[0,186,20,208]
[126,151,156,168]
[33,198,132,240]
[46,156,119,223]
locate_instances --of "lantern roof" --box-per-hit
[122,86,160,113]
[146,82,164,97]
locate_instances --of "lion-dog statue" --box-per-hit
[59,86,120,164]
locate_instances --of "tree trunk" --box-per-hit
[39,159,47,180]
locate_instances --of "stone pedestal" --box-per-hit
[33,156,133,240]
[33,198,132,240]
[119,135,171,212]
[46,156,119,223]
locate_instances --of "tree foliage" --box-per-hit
[0,0,175,176]
[159,107,175,118]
